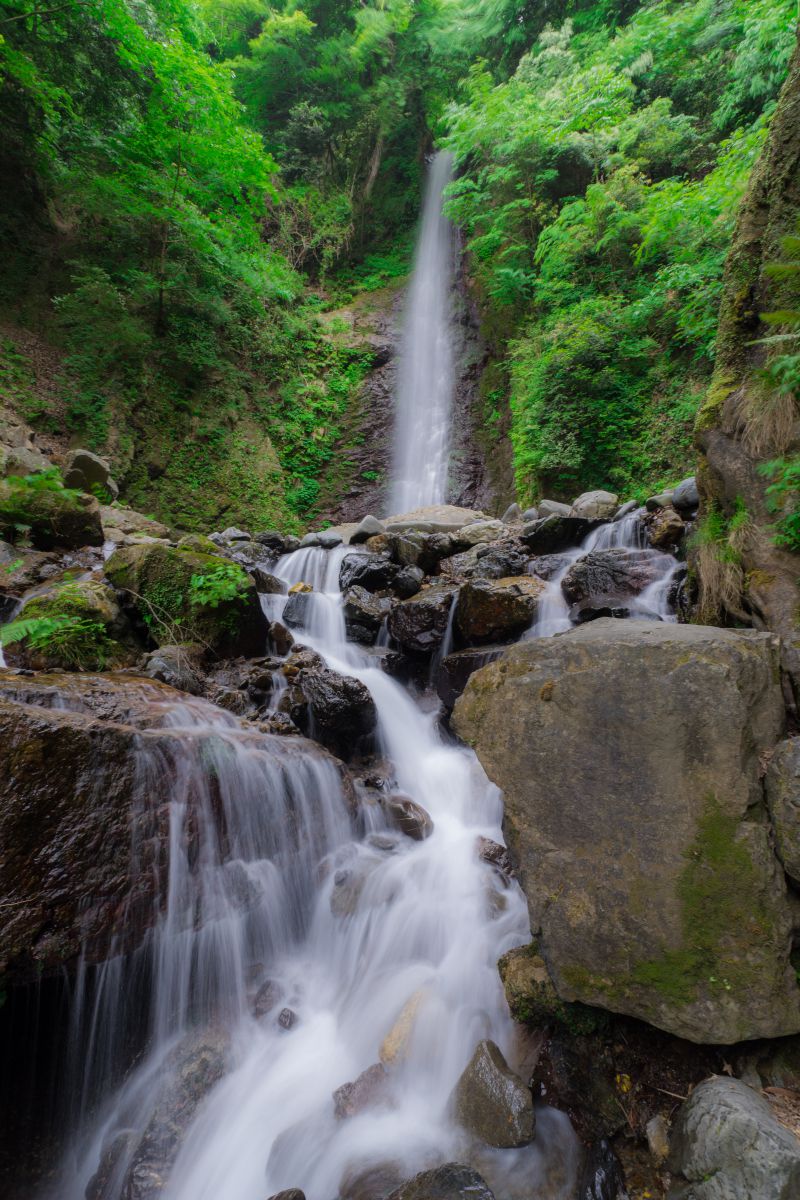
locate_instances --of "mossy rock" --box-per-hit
[104,542,267,656]
[9,577,136,670]
[498,944,609,1036]
[0,475,104,549]
[177,533,221,556]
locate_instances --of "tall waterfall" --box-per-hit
[40,550,578,1200]
[390,151,456,514]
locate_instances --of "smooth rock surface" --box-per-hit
[450,1039,535,1148]
[453,621,798,1043]
[455,576,545,644]
[671,476,699,513]
[667,1076,800,1199]
[385,1164,495,1200]
[766,737,800,884]
[570,490,618,520]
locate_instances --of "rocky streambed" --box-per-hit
[2,478,800,1200]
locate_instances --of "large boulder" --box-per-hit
[455,576,545,644]
[386,584,457,656]
[63,448,119,501]
[452,620,799,1043]
[435,646,505,710]
[0,474,104,549]
[766,737,800,884]
[343,586,392,645]
[667,1077,800,1199]
[385,1165,495,1200]
[521,515,600,555]
[560,549,665,608]
[570,491,618,520]
[472,540,529,580]
[450,1039,535,1148]
[297,666,377,755]
[105,542,267,656]
[8,576,136,670]
[339,552,398,593]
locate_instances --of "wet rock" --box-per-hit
[646,1114,670,1166]
[267,1191,305,1200]
[288,580,313,593]
[144,643,207,695]
[341,1163,406,1200]
[383,794,433,840]
[299,666,377,754]
[538,499,571,517]
[318,530,343,549]
[350,515,386,545]
[529,552,573,581]
[473,540,529,580]
[269,621,294,656]
[574,606,630,624]
[333,1062,389,1119]
[385,1164,495,1200]
[645,505,684,550]
[765,738,800,884]
[10,575,136,670]
[501,503,522,524]
[560,548,665,607]
[253,529,288,552]
[456,576,545,644]
[451,1039,535,1148]
[438,546,482,580]
[283,591,312,629]
[386,584,456,656]
[300,532,320,548]
[253,979,282,1018]
[436,646,505,709]
[105,543,267,657]
[340,552,398,593]
[278,1007,298,1029]
[392,532,440,574]
[380,992,425,1065]
[454,519,505,547]
[330,854,380,917]
[63,447,119,501]
[343,586,392,645]
[614,500,639,520]
[0,475,104,549]
[476,836,515,883]
[671,476,700,514]
[521,515,601,554]
[393,565,424,598]
[250,566,286,594]
[570,491,618,520]
[577,1138,629,1200]
[668,1076,800,1199]
[452,621,796,1043]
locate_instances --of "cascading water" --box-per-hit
[41,546,579,1200]
[390,152,457,515]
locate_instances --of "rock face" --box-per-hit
[298,666,377,755]
[455,576,545,644]
[560,549,662,607]
[450,1039,535,1148]
[766,737,800,884]
[521,514,601,554]
[436,646,505,710]
[385,1164,495,1200]
[386,585,456,655]
[453,620,799,1043]
[63,447,119,501]
[667,1077,800,1199]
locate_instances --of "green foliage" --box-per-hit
[762,458,800,553]
[1,580,115,669]
[189,563,249,608]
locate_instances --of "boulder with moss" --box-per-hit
[0,472,103,549]
[453,619,799,1043]
[7,576,137,670]
[104,543,267,656]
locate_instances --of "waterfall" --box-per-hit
[390,152,457,515]
[40,550,578,1200]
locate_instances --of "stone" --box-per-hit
[339,552,398,593]
[63,448,119,501]
[144,643,207,695]
[501,503,522,524]
[318,530,343,549]
[253,979,282,1018]
[393,565,424,599]
[250,566,286,594]
[298,666,377,754]
[645,491,674,511]
[100,506,170,539]
[435,646,505,710]
[521,507,539,522]
[560,548,666,607]
[288,580,312,593]
[253,529,287,552]
[455,576,545,644]
[333,1062,389,1119]
[646,1114,670,1166]
[10,576,135,671]
[577,1139,629,1200]
[438,546,482,580]
[267,1192,305,1200]
[476,836,515,882]
[454,519,506,547]
[614,500,639,520]
[0,476,104,550]
[343,586,392,645]
[450,1039,535,1148]
[386,584,457,656]
[278,1007,298,1029]
[570,490,619,520]
[766,737,800,884]
[671,476,700,513]
[667,1077,800,1199]
[645,506,685,550]
[383,794,433,840]
[473,540,529,580]
[282,591,312,629]
[384,505,486,534]
[270,621,294,656]
[521,514,601,555]
[220,526,251,542]
[105,543,267,657]
[385,1164,495,1200]
[452,621,798,1043]
[380,992,425,1065]
[350,515,386,545]
[300,533,320,548]
[538,499,571,517]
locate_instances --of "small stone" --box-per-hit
[253,529,286,551]
[333,1062,389,1119]
[318,530,343,549]
[672,476,700,513]
[384,794,433,840]
[269,621,294,656]
[300,533,320,548]
[385,1165,495,1200]
[645,505,684,550]
[350,515,386,545]
[267,1190,306,1200]
[380,992,425,1065]
[538,499,571,517]
[451,1039,535,1149]
[521,507,539,522]
[501,503,522,524]
[220,526,251,542]
[646,1113,670,1165]
[250,567,286,594]
[645,491,674,511]
[253,979,282,1018]
[455,519,505,547]
[288,581,312,594]
[278,1007,298,1029]
[393,565,424,599]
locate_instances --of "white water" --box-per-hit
[390,152,457,515]
[46,544,579,1200]
[527,508,681,638]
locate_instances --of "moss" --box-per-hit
[499,944,610,1036]
[14,579,127,670]
[694,371,736,438]
[631,795,776,1007]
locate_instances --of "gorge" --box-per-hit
[2,3,800,1200]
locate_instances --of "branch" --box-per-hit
[1,0,91,24]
